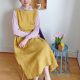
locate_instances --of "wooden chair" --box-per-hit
[21,28,45,80]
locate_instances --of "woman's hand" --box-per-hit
[18,34,40,48]
[18,38,29,48]
[36,34,40,38]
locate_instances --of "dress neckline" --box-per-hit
[18,5,33,11]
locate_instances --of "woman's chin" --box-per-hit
[22,4,29,7]
[24,4,29,7]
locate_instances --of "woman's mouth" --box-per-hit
[24,2,28,4]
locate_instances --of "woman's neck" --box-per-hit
[22,5,30,9]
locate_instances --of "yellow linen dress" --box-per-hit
[14,9,58,79]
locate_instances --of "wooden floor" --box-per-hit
[0,52,80,80]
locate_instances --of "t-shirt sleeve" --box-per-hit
[12,10,30,37]
[25,10,40,39]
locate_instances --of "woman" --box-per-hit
[12,0,58,80]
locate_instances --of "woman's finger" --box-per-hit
[21,43,26,48]
[19,43,23,48]
[18,43,21,47]
[23,45,25,48]
[18,40,27,48]
[22,44,24,48]
[21,44,24,48]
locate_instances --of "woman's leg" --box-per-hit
[43,66,51,80]
[32,76,39,80]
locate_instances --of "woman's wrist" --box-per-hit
[25,37,29,41]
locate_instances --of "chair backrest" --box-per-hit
[39,28,45,40]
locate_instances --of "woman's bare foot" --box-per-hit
[45,77,51,80]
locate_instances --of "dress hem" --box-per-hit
[18,62,58,79]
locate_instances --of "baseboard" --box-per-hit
[51,50,78,58]
[68,51,78,58]
[0,47,78,58]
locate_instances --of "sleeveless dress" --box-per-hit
[14,9,58,79]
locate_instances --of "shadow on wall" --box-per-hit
[43,30,52,46]
[69,0,80,49]
[1,0,20,47]
[61,0,80,50]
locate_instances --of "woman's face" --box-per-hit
[19,0,31,6]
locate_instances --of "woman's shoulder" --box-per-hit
[12,8,19,16]
[12,8,20,12]
[12,9,16,15]
[33,9,39,14]
[12,8,18,12]
[33,9,38,12]
[12,8,21,15]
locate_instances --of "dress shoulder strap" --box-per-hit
[14,8,19,12]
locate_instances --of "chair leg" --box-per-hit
[22,71,24,80]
